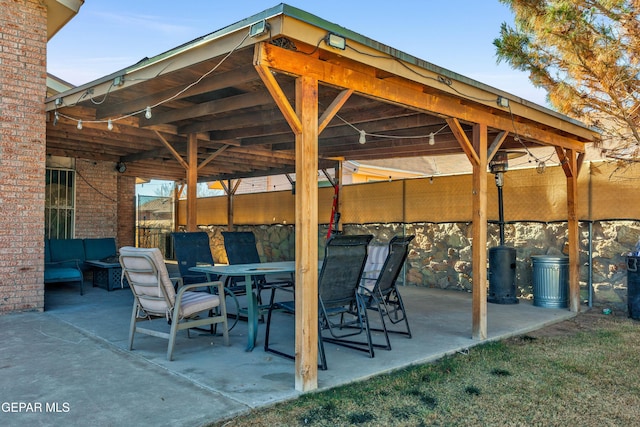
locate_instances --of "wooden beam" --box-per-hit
[488,131,508,163]
[471,123,488,340]
[447,118,480,166]
[186,133,198,231]
[254,57,302,135]
[198,145,229,171]
[564,149,581,313]
[256,43,592,150]
[294,75,319,392]
[154,130,189,169]
[318,89,354,134]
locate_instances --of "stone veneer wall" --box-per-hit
[196,220,639,312]
[0,0,47,313]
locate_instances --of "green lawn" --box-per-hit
[210,311,640,426]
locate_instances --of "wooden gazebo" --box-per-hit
[45,4,599,391]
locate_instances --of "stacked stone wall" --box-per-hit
[196,220,639,312]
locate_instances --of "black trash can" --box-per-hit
[531,255,568,308]
[627,256,640,320]
[488,246,518,304]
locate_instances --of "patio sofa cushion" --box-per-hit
[44,239,84,295]
[49,238,87,270]
[84,237,117,261]
[44,266,83,283]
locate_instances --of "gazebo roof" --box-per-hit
[45,3,598,183]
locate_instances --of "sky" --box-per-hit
[46,1,550,195]
[47,0,548,105]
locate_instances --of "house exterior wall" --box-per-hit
[0,0,48,313]
[117,175,136,249]
[74,159,118,239]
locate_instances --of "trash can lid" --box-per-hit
[531,254,569,263]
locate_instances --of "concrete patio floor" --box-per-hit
[0,280,577,426]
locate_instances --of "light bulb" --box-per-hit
[145,106,152,119]
[358,130,366,144]
[428,133,435,146]
[107,119,113,131]
[77,120,83,130]
[53,111,59,126]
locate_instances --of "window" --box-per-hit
[45,161,76,239]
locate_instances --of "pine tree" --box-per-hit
[494,0,640,160]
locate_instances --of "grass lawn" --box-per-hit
[210,310,640,426]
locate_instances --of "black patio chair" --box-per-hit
[171,231,240,330]
[264,234,374,370]
[360,235,415,350]
[221,231,293,305]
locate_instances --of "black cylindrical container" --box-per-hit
[627,256,640,320]
[488,246,518,304]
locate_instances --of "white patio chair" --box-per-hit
[119,246,229,361]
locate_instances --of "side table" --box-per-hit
[86,260,129,291]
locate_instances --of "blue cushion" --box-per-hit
[49,239,85,263]
[84,238,116,261]
[44,267,83,283]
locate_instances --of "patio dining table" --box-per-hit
[190,261,295,351]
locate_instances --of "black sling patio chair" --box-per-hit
[221,231,293,306]
[171,231,240,330]
[360,235,415,350]
[264,234,374,370]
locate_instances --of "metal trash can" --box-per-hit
[488,246,518,304]
[531,255,569,308]
[627,256,640,320]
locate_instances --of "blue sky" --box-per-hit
[47,0,548,106]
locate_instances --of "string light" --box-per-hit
[107,119,113,131]
[428,133,435,146]
[359,130,367,144]
[77,120,82,130]
[145,106,152,119]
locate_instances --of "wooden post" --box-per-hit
[294,75,319,391]
[471,123,488,340]
[565,149,580,312]
[186,133,198,231]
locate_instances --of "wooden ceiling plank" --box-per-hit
[143,90,275,126]
[94,63,260,118]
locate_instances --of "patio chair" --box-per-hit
[171,231,240,330]
[119,246,229,361]
[360,235,415,350]
[264,234,374,370]
[221,231,293,304]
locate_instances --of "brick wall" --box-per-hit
[75,159,118,239]
[0,0,48,313]
[117,175,136,249]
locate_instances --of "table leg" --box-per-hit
[245,273,258,352]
